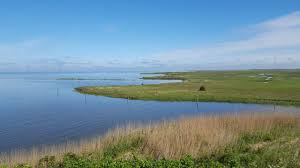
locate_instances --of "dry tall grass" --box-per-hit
[0,112,299,166]
[142,112,299,159]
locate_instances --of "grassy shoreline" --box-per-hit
[1,112,299,167]
[75,70,300,105]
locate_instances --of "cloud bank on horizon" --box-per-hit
[0,10,300,72]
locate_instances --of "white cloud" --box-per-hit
[257,11,300,30]
[147,11,300,69]
[1,11,300,72]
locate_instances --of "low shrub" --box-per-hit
[198,86,206,91]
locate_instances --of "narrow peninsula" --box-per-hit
[75,70,300,105]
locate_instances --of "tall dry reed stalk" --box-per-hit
[0,112,299,166]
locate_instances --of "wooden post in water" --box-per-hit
[196,95,199,113]
[127,96,130,113]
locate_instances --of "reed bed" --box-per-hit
[1,112,299,166]
[141,112,299,159]
[0,125,140,166]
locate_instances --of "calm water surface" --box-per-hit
[0,72,299,152]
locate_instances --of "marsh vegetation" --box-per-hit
[1,112,299,167]
[76,70,300,105]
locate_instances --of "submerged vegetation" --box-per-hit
[1,112,299,167]
[76,69,300,105]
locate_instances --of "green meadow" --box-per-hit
[76,69,300,105]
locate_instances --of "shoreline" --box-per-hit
[1,112,299,167]
[75,70,300,106]
[75,86,300,106]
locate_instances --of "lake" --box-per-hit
[0,72,299,152]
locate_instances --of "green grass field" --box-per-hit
[76,69,300,105]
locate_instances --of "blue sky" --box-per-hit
[0,0,300,72]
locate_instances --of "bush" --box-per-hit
[37,156,56,168]
[198,86,206,91]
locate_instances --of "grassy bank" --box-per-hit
[1,112,299,167]
[75,69,300,105]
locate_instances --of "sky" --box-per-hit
[0,0,300,72]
